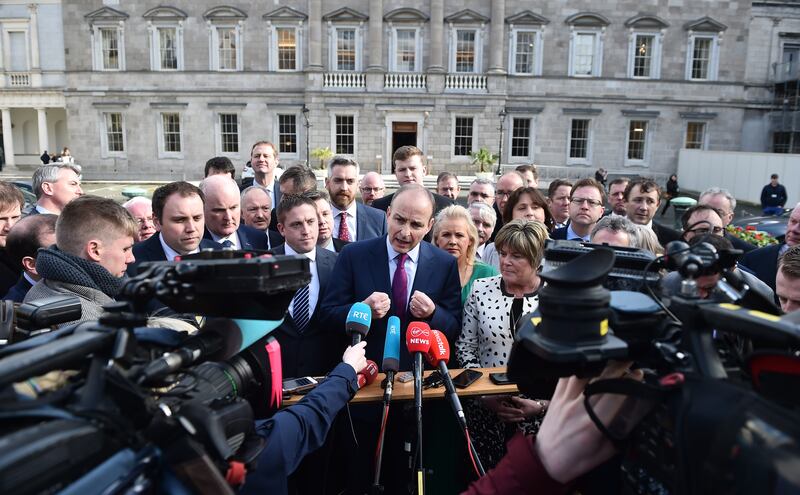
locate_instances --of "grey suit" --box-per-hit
[354,202,387,241]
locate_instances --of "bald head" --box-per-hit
[201,175,241,237]
[241,186,272,231]
[496,172,525,211]
[360,171,385,205]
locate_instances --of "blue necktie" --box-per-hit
[221,239,234,248]
[292,285,310,333]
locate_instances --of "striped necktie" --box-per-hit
[292,285,310,333]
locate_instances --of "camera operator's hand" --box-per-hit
[342,341,368,375]
[534,361,644,484]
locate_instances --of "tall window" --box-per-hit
[277,27,297,70]
[219,114,239,154]
[627,121,649,161]
[100,27,121,70]
[687,35,718,80]
[514,31,537,74]
[632,34,654,78]
[395,29,417,72]
[569,119,591,161]
[685,122,706,149]
[157,28,178,70]
[218,27,238,70]
[335,115,355,155]
[161,113,182,154]
[7,32,28,71]
[453,117,474,156]
[572,33,597,76]
[455,30,476,73]
[104,113,125,153]
[511,118,532,158]
[278,114,297,154]
[336,28,356,71]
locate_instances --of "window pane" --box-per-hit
[515,31,536,74]
[685,122,706,149]
[8,32,28,71]
[218,27,237,70]
[105,113,124,152]
[396,29,416,72]
[337,29,356,71]
[633,34,653,77]
[219,114,239,153]
[772,132,800,153]
[277,27,296,70]
[691,37,711,79]
[511,118,531,157]
[569,119,589,159]
[456,30,476,73]
[159,28,178,70]
[627,121,648,160]
[162,113,181,153]
[278,114,297,154]
[573,33,595,75]
[100,28,119,70]
[335,115,355,155]
[453,117,473,156]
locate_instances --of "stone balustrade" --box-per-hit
[445,73,487,91]
[8,72,30,87]
[384,72,427,90]
[323,72,366,89]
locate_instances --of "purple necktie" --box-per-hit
[391,253,408,320]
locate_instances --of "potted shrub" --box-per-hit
[470,147,497,181]
[310,147,334,179]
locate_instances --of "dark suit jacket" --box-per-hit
[266,245,342,378]
[332,237,350,253]
[203,225,268,251]
[739,243,783,292]
[3,276,31,302]
[652,221,682,247]
[355,202,387,241]
[266,229,283,250]
[321,237,461,370]
[725,232,757,254]
[127,234,223,276]
[490,203,504,242]
[550,227,568,240]
[0,249,20,297]
[266,180,282,232]
[371,192,453,242]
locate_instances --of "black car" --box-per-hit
[11,180,36,209]
[731,209,790,243]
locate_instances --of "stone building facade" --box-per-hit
[55,1,797,180]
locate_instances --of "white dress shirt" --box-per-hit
[255,177,276,207]
[285,244,320,319]
[386,237,420,305]
[158,233,200,261]
[331,202,358,241]
[209,230,241,249]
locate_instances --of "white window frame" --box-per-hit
[449,26,483,74]
[157,111,184,159]
[91,22,125,71]
[508,28,543,76]
[147,22,184,71]
[566,118,593,165]
[389,26,422,73]
[2,21,31,72]
[209,22,244,72]
[268,24,303,72]
[213,112,242,158]
[100,111,126,158]
[329,112,358,157]
[684,121,709,150]
[568,29,604,77]
[274,112,300,159]
[627,31,662,79]
[624,119,652,166]
[685,33,719,81]
[328,25,363,72]
[507,116,536,163]
[451,114,477,160]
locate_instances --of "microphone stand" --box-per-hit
[371,370,395,494]
[413,353,425,494]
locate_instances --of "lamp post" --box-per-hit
[496,108,507,175]
[302,104,310,166]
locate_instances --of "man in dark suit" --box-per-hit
[200,175,267,250]
[740,203,800,292]
[27,163,83,216]
[240,186,283,249]
[3,213,56,302]
[624,177,681,247]
[698,187,756,253]
[306,189,350,253]
[0,182,24,295]
[325,156,387,242]
[550,178,606,242]
[491,171,526,240]
[250,141,282,231]
[128,182,222,276]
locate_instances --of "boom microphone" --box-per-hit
[346,302,372,346]
[406,321,431,493]
[357,359,379,388]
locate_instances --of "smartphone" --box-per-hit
[489,372,515,385]
[452,369,483,389]
[282,376,318,394]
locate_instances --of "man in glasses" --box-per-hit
[359,172,385,206]
[681,205,725,242]
[551,178,606,241]
[490,171,525,240]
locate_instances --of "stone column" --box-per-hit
[428,0,444,72]
[36,107,48,153]
[488,0,505,73]
[307,0,323,71]
[28,5,40,69]
[366,0,384,72]
[1,109,14,167]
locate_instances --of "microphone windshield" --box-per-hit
[405,321,432,355]
[426,329,450,366]
[382,316,401,372]
[358,359,380,388]
[346,302,372,339]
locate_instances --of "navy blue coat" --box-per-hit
[739,243,783,292]
[3,276,31,302]
[203,224,268,250]
[127,233,223,277]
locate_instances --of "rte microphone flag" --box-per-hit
[346,302,372,346]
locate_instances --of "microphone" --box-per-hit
[357,359,379,388]
[406,321,431,491]
[346,302,372,346]
[382,316,401,402]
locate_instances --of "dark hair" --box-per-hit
[152,181,204,223]
[56,196,138,256]
[779,245,800,278]
[503,186,554,231]
[570,178,607,205]
[771,173,779,180]
[6,214,57,268]
[681,204,723,232]
[303,189,331,202]
[515,164,539,181]
[623,178,662,202]
[687,232,733,251]
[609,176,631,189]
[204,156,235,179]
[437,171,458,184]
[0,181,25,211]
[279,165,317,194]
[547,179,573,199]
[276,194,318,224]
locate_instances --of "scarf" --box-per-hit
[35,246,124,299]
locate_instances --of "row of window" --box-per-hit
[99,110,708,165]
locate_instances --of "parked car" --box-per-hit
[731,209,790,243]
[12,180,36,209]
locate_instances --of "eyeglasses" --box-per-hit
[689,226,724,235]
[570,197,603,207]
[496,190,513,198]
[360,187,384,193]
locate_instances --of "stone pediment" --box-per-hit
[322,7,368,23]
[506,11,550,26]
[384,8,429,23]
[624,15,669,29]
[684,17,727,32]
[143,6,188,22]
[84,6,129,22]
[203,6,248,22]
[263,6,307,22]
[565,12,610,27]
[444,9,489,24]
